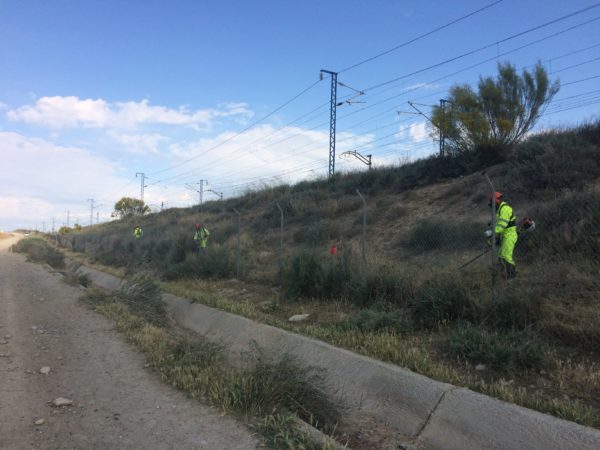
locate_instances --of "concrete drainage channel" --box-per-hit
[77,265,600,450]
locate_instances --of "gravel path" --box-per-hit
[0,234,257,450]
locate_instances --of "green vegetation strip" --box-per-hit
[79,278,341,450]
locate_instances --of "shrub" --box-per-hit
[114,275,166,326]
[412,278,479,328]
[12,237,65,269]
[509,121,600,194]
[285,250,324,299]
[351,267,415,307]
[447,324,551,372]
[340,308,413,334]
[231,351,341,429]
[483,294,541,330]
[163,245,235,280]
[404,219,481,252]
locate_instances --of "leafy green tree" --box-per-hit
[112,197,150,219]
[432,61,559,154]
[58,226,71,235]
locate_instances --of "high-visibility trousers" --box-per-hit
[499,227,518,266]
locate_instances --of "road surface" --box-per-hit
[0,234,257,450]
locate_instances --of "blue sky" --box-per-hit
[1,0,599,230]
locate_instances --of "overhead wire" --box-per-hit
[138,4,600,205]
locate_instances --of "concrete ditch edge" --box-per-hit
[77,265,600,449]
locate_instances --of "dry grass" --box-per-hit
[80,288,341,449]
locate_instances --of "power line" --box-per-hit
[147,78,324,178]
[149,10,600,190]
[362,5,600,92]
[338,0,504,73]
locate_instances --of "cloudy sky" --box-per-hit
[1,0,599,230]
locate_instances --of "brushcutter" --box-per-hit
[457,247,491,270]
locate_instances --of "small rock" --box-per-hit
[40,366,51,375]
[0,340,7,345]
[288,313,310,322]
[34,418,45,426]
[31,326,38,331]
[4,335,11,339]
[0,353,10,358]
[475,364,487,371]
[52,397,74,407]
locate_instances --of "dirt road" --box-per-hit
[0,234,257,450]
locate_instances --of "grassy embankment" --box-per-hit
[53,121,600,427]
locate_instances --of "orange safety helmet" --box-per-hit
[488,191,503,207]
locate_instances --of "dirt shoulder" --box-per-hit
[0,239,256,449]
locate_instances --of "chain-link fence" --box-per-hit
[54,177,599,310]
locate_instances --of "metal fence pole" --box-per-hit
[275,202,284,271]
[484,173,497,302]
[356,189,367,265]
[233,208,241,279]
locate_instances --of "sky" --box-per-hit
[1,0,599,231]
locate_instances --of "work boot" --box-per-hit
[507,264,517,279]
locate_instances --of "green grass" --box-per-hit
[446,324,551,372]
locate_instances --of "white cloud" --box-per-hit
[408,122,428,142]
[154,124,375,200]
[108,131,168,154]
[396,120,429,143]
[7,96,254,130]
[0,132,136,230]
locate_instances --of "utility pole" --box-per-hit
[42,221,46,233]
[185,180,206,207]
[136,172,147,202]
[439,99,449,157]
[320,69,338,178]
[52,217,55,233]
[66,211,70,228]
[199,179,205,206]
[96,212,99,224]
[88,199,95,226]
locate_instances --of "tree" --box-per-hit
[432,61,559,154]
[113,197,150,219]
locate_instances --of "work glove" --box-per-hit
[484,229,493,238]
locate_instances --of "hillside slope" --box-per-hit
[56,121,600,427]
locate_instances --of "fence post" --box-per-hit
[484,173,496,303]
[233,208,241,279]
[356,189,367,265]
[275,202,284,271]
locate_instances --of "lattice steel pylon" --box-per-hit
[321,69,338,178]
